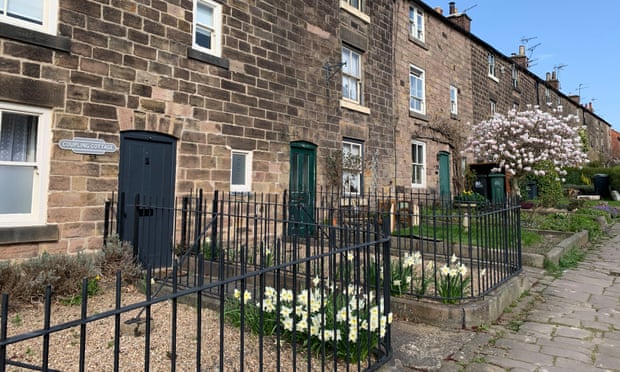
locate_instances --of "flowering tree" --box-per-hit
[463,105,589,196]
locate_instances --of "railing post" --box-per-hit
[103,199,111,247]
[195,189,203,255]
[117,192,125,240]
[181,196,189,253]
[133,194,141,259]
[211,190,219,261]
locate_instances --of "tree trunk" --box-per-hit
[511,176,521,197]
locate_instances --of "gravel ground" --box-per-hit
[3,282,355,371]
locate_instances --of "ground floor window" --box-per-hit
[411,140,425,188]
[342,140,363,194]
[230,150,252,192]
[0,102,50,225]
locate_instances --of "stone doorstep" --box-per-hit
[522,229,589,268]
[391,270,534,329]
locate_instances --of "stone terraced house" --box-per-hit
[0,0,612,261]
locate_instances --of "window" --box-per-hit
[450,85,458,115]
[0,0,58,35]
[342,46,362,105]
[0,103,50,226]
[342,0,362,12]
[511,64,519,89]
[409,6,424,42]
[411,141,425,187]
[193,0,222,57]
[342,140,363,194]
[488,54,496,79]
[230,150,252,192]
[545,88,551,105]
[490,99,496,115]
[409,65,425,114]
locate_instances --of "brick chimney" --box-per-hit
[511,45,529,68]
[545,71,559,90]
[446,2,471,32]
[569,95,580,105]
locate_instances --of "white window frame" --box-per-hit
[230,150,252,193]
[490,99,496,115]
[342,46,363,105]
[0,0,58,35]
[411,140,426,188]
[409,6,424,42]
[342,140,363,195]
[192,0,223,57]
[545,87,551,105]
[511,64,519,89]
[488,54,497,79]
[341,0,362,12]
[409,65,425,114]
[0,102,51,226]
[450,85,458,115]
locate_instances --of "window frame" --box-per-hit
[511,64,519,89]
[342,46,363,106]
[490,99,497,115]
[449,85,458,115]
[409,64,426,114]
[192,0,223,58]
[0,0,58,35]
[0,102,51,226]
[411,140,426,188]
[488,54,497,79]
[230,149,252,193]
[409,6,425,42]
[342,139,363,195]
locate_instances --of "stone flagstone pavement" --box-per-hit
[380,223,620,371]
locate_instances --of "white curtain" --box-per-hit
[0,113,37,162]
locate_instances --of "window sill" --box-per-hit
[0,23,71,52]
[0,224,59,244]
[488,74,499,83]
[408,36,428,50]
[340,99,371,115]
[450,113,459,120]
[339,3,371,23]
[409,110,428,121]
[188,48,230,70]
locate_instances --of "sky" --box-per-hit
[451,1,620,130]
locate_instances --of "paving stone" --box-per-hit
[539,345,592,364]
[553,357,601,372]
[537,336,594,355]
[582,320,613,332]
[553,325,592,340]
[485,356,538,370]
[594,353,620,370]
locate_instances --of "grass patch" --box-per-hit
[544,247,587,278]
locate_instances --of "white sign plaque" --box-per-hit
[59,137,117,155]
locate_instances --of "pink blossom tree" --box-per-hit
[463,105,589,196]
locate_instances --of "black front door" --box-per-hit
[118,131,176,268]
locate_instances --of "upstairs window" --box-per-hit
[450,85,458,115]
[490,99,496,115]
[545,87,551,105]
[0,0,58,35]
[342,0,362,12]
[511,64,519,89]
[230,150,252,193]
[409,6,424,42]
[0,102,51,226]
[409,65,425,114]
[342,140,363,194]
[342,46,362,105]
[488,54,497,79]
[193,0,222,57]
[411,141,425,187]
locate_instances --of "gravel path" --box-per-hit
[4,282,353,371]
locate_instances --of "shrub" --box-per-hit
[99,235,142,284]
[534,161,563,208]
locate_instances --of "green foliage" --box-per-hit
[532,161,563,208]
[99,235,142,284]
[367,252,432,297]
[544,247,586,278]
[61,276,101,306]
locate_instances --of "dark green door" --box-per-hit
[289,142,316,236]
[438,151,451,205]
